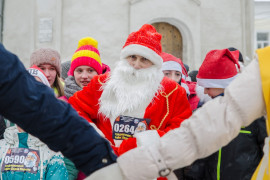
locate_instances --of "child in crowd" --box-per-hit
[64,36,111,180]
[161,52,190,95]
[30,49,78,179]
[161,52,200,111]
[30,48,65,98]
[64,37,109,100]
[161,52,183,83]
[0,65,68,180]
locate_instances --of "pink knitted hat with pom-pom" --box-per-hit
[68,37,102,76]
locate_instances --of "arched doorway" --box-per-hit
[152,22,183,60]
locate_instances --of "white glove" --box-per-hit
[117,130,172,180]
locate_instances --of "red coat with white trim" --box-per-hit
[69,73,192,152]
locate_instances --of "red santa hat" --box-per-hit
[27,65,51,87]
[197,49,240,88]
[161,52,188,79]
[120,24,163,68]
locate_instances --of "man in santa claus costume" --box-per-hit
[69,24,192,154]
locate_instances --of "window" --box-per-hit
[257,32,270,49]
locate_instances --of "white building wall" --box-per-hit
[129,0,201,70]
[200,0,254,64]
[254,1,270,50]
[61,0,129,69]
[2,0,254,70]
[3,0,34,67]
[255,1,270,30]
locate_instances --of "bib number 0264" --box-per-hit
[114,124,135,134]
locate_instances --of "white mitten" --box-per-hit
[134,130,160,147]
[118,130,174,180]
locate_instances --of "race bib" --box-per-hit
[112,115,150,140]
[1,148,40,174]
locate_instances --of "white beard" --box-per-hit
[99,60,164,125]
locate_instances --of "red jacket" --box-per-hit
[69,73,192,151]
[186,81,200,111]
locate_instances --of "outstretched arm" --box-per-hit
[0,43,116,176]
[116,59,266,179]
[86,59,266,180]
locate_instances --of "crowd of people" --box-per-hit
[0,23,269,180]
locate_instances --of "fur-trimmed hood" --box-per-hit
[4,126,44,147]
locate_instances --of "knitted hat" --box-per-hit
[30,48,61,76]
[68,37,102,76]
[161,52,188,79]
[27,65,51,87]
[120,24,163,68]
[61,61,71,80]
[197,49,240,88]
[102,63,111,74]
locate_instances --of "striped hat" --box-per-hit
[68,37,102,76]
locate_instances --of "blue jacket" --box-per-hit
[0,43,117,176]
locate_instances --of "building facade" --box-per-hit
[2,0,254,70]
[255,0,270,50]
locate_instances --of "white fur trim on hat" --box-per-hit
[162,61,182,73]
[120,44,163,68]
[27,68,51,87]
[197,75,238,88]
